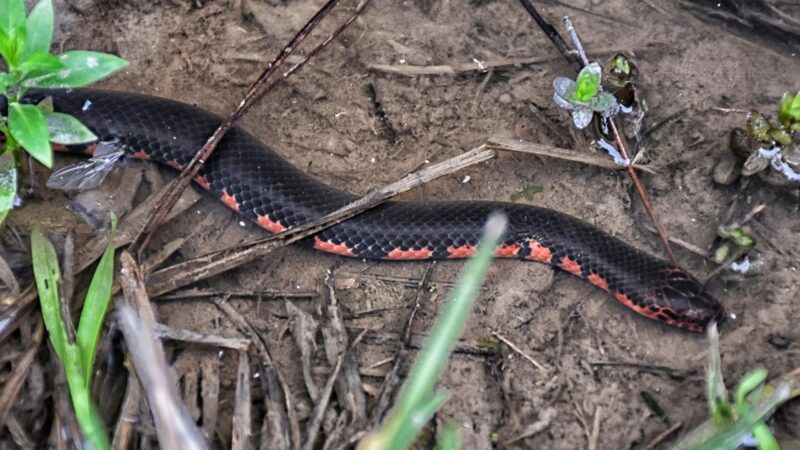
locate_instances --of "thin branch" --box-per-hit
[487,136,655,173]
[611,118,677,262]
[367,46,658,77]
[251,0,374,107]
[129,0,369,258]
[563,17,589,65]
[516,0,581,70]
[563,17,677,263]
[144,145,495,297]
[492,331,548,372]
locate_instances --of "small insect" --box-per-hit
[46,141,126,191]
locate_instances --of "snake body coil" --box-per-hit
[36,89,723,332]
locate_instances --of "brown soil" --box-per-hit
[4,0,800,448]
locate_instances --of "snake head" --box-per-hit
[658,268,725,333]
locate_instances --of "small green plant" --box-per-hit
[690,324,780,450]
[358,214,507,450]
[31,215,117,450]
[736,91,800,184]
[713,226,756,267]
[552,62,619,129]
[0,0,127,223]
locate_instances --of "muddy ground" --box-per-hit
[3,0,800,448]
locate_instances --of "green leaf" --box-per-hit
[510,184,543,202]
[0,72,12,96]
[23,50,127,88]
[751,421,779,450]
[574,62,602,103]
[0,153,17,225]
[792,92,800,121]
[713,243,730,264]
[45,112,97,144]
[747,111,772,143]
[590,91,618,114]
[8,102,52,167]
[17,51,62,79]
[23,0,53,58]
[0,25,26,67]
[76,213,115,386]
[778,93,794,127]
[769,127,792,146]
[31,226,69,361]
[610,54,631,77]
[0,0,25,44]
[36,95,53,113]
[735,368,768,414]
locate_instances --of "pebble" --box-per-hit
[712,151,742,185]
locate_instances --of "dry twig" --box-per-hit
[117,252,208,450]
[492,331,547,372]
[487,136,655,173]
[145,145,494,297]
[232,351,251,450]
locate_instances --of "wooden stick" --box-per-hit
[144,145,495,297]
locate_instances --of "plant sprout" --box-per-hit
[552,62,619,129]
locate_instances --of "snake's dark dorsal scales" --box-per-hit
[37,89,723,332]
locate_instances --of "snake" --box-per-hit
[33,89,723,332]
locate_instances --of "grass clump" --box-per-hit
[31,215,117,449]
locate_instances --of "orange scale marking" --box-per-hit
[560,256,582,276]
[220,189,240,212]
[495,243,521,258]
[447,244,477,258]
[130,150,149,160]
[388,247,433,260]
[194,175,210,190]
[257,214,287,234]
[313,237,355,257]
[525,240,553,263]
[614,292,701,332]
[587,273,610,292]
[166,159,183,170]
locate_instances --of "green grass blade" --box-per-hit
[390,392,447,450]
[0,153,17,225]
[751,422,779,450]
[363,213,507,450]
[31,226,68,360]
[63,341,110,450]
[706,323,732,425]
[689,384,790,450]
[23,0,53,58]
[735,368,768,414]
[76,214,116,385]
[435,421,461,450]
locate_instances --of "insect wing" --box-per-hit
[46,146,126,191]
